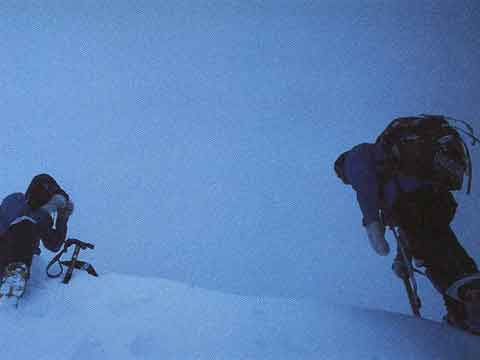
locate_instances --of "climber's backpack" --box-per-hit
[376,115,471,192]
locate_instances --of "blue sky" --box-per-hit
[0,0,479,318]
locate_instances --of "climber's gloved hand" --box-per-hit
[40,194,67,216]
[365,221,390,256]
[58,199,74,218]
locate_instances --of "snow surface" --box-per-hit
[0,255,479,360]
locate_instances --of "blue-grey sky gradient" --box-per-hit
[1,1,479,319]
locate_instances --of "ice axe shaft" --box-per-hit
[62,243,81,284]
[390,227,422,317]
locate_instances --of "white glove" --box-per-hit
[58,199,74,218]
[365,221,390,256]
[40,194,67,215]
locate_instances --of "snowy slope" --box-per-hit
[1,255,478,360]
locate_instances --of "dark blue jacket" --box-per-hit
[0,192,67,252]
[342,142,434,226]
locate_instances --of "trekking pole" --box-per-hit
[390,226,422,317]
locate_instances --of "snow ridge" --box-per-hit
[0,256,478,360]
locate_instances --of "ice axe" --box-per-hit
[46,238,98,284]
[390,227,422,317]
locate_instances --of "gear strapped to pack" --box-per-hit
[46,238,98,284]
[376,114,479,194]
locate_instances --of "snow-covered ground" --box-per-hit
[1,255,479,360]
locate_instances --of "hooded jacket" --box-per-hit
[0,192,68,252]
[340,142,435,226]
